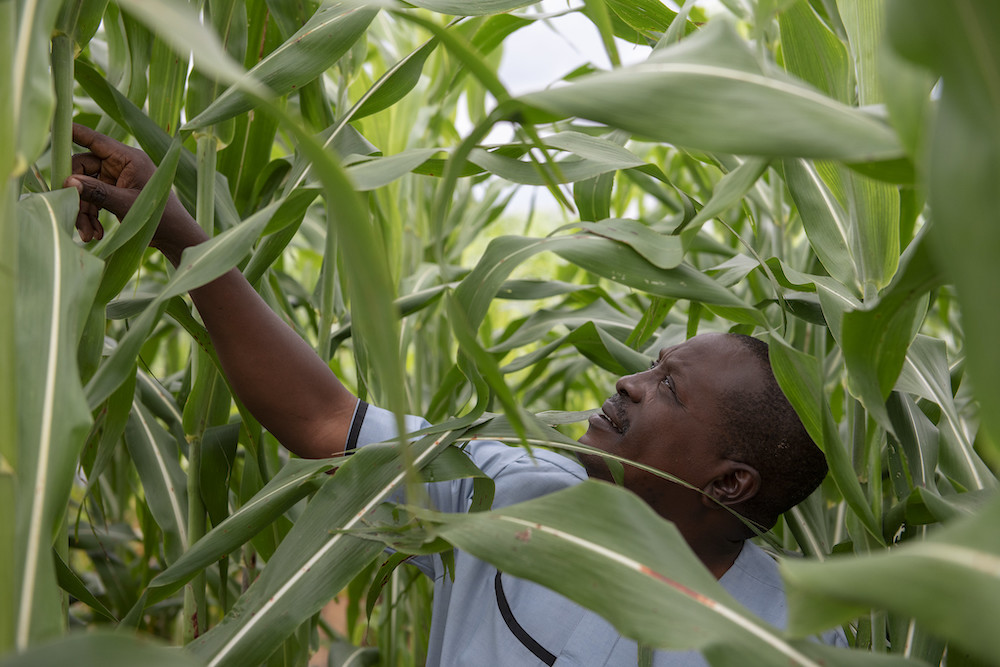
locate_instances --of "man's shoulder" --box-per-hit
[725,541,785,593]
[464,438,586,480]
[351,403,584,478]
[351,402,587,505]
[461,439,587,510]
[723,542,850,648]
[720,541,787,629]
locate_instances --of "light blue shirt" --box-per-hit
[350,403,847,665]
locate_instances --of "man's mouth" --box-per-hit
[601,398,628,434]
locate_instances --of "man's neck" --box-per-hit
[679,524,746,579]
[654,497,749,578]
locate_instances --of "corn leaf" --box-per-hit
[573,219,683,270]
[14,190,102,648]
[412,481,911,666]
[12,0,61,171]
[778,1,852,103]
[680,157,769,233]
[885,392,939,492]
[124,399,189,562]
[782,158,857,288]
[0,0,17,651]
[0,632,205,667]
[455,234,761,330]
[517,21,901,161]
[143,458,334,605]
[187,432,459,667]
[116,0,267,100]
[896,337,997,491]
[783,494,1000,665]
[840,230,940,433]
[767,335,884,543]
[887,0,1000,457]
[407,0,537,15]
[185,3,378,129]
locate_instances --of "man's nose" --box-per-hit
[615,371,648,402]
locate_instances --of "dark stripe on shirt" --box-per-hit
[345,400,368,452]
[495,570,557,666]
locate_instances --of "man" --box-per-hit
[66,124,842,664]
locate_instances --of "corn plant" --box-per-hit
[3,0,1000,665]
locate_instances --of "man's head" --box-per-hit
[578,332,827,536]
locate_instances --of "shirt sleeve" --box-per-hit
[346,400,432,452]
[346,401,586,512]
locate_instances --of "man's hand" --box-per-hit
[64,123,158,241]
[64,123,203,259]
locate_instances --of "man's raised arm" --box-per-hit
[66,124,357,459]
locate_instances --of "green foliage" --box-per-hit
[4,0,1000,665]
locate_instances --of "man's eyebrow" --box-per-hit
[657,345,677,360]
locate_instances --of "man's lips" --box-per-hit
[599,398,626,434]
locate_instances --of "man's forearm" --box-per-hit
[185,265,358,458]
[161,218,357,458]
[142,199,356,457]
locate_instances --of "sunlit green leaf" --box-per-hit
[12,0,61,171]
[185,3,378,128]
[406,0,537,15]
[517,21,902,161]
[778,0,852,103]
[574,219,683,269]
[841,230,940,433]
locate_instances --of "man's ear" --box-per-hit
[701,461,760,508]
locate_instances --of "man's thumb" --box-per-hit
[65,175,138,220]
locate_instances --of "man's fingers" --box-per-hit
[71,152,104,179]
[75,209,103,242]
[72,122,126,160]
[65,174,138,221]
[69,126,160,243]
[73,196,104,242]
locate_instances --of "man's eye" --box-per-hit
[662,376,675,392]
[648,359,657,370]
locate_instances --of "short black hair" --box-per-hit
[717,334,828,532]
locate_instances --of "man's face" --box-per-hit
[578,333,765,514]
